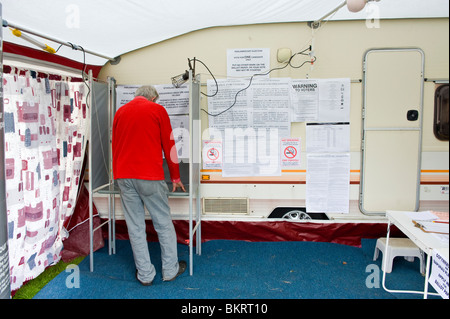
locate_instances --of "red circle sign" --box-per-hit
[207,148,219,161]
[284,146,297,159]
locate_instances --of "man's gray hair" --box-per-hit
[135,85,159,101]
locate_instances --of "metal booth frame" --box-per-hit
[88,70,202,275]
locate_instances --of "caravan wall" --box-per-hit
[98,18,449,219]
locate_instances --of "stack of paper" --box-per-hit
[406,211,449,243]
[419,221,449,234]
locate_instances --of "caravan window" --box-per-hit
[434,84,449,141]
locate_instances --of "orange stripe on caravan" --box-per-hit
[421,170,449,173]
[201,169,449,174]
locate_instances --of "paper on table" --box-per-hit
[432,211,449,221]
[405,211,439,221]
[432,233,450,244]
[420,221,449,234]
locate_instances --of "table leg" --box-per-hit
[423,253,432,299]
[382,219,440,298]
[381,221,391,292]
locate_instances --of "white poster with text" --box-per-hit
[227,48,270,78]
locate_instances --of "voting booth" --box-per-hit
[87,71,202,275]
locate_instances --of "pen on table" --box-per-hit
[432,220,449,224]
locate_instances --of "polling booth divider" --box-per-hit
[88,70,202,275]
[88,72,116,272]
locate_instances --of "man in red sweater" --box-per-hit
[112,85,186,286]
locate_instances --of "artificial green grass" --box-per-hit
[12,256,85,299]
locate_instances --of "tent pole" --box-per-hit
[308,1,347,29]
[0,3,11,299]
[108,77,117,254]
[88,70,94,272]
[2,20,119,64]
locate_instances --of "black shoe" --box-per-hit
[163,261,187,282]
[135,270,153,286]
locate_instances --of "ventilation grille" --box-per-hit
[203,198,249,215]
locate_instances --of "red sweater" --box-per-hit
[112,96,181,183]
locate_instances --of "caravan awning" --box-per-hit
[2,0,449,66]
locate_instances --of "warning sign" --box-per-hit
[207,148,220,161]
[284,146,297,159]
[202,140,223,169]
[281,138,300,167]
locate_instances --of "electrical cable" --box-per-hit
[77,45,108,179]
[192,58,219,98]
[54,42,91,106]
[201,48,316,117]
[78,45,91,111]
[55,43,64,53]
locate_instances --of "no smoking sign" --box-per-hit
[207,148,220,161]
[203,140,223,169]
[281,138,300,167]
[284,146,297,159]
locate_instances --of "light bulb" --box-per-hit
[347,0,367,13]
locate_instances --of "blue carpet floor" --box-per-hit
[34,239,438,300]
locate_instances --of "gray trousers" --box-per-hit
[117,179,179,282]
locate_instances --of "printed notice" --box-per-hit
[221,131,281,177]
[207,78,291,137]
[154,84,189,115]
[169,115,189,159]
[251,78,292,138]
[203,140,223,169]
[290,78,350,123]
[291,79,319,122]
[0,243,10,298]
[306,153,350,214]
[227,48,270,78]
[207,78,251,130]
[429,249,449,299]
[116,84,189,115]
[281,138,301,167]
[318,78,350,122]
[206,77,290,177]
[116,85,140,110]
[306,122,350,153]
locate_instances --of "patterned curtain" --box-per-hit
[3,67,89,291]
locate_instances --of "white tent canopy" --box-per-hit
[2,0,449,66]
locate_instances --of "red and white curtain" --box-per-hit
[3,67,89,291]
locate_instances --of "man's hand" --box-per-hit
[172,181,186,192]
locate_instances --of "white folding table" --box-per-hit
[383,210,449,299]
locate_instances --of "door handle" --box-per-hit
[407,110,419,121]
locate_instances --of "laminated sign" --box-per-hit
[203,140,223,169]
[429,249,449,299]
[281,138,300,167]
[227,48,270,78]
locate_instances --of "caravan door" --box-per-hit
[360,48,425,215]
